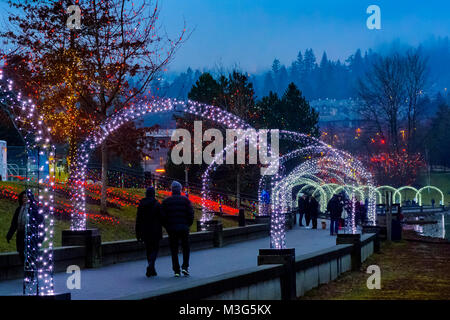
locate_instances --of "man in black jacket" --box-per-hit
[307,195,320,229]
[6,191,28,264]
[327,194,343,235]
[136,186,163,277]
[297,193,307,226]
[162,181,194,277]
[6,190,43,266]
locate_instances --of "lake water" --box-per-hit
[404,212,450,240]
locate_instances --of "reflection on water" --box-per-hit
[405,212,449,240]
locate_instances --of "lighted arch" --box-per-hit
[393,186,419,204]
[333,185,365,201]
[202,130,368,248]
[278,159,355,203]
[202,130,376,249]
[375,186,398,204]
[270,157,376,236]
[71,98,253,230]
[357,185,382,204]
[294,172,349,211]
[257,144,335,215]
[416,186,444,206]
[257,143,374,216]
[295,179,329,211]
[299,179,336,200]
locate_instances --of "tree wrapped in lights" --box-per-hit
[1,0,185,213]
[0,71,56,296]
[366,151,426,186]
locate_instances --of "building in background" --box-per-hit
[141,129,175,175]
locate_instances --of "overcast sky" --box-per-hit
[1,0,448,73]
[157,0,450,73]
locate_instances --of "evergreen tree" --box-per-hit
[279,83,319,136]
[301,49,317,98]
[289,51,303,86]
[303,49,317,74]
[272,59,281,75]
[263,71,275,96]
[188,73,221,104]
[277,65,289,96]
[425,103,450,168]
[319,51,329,69]
[252,91,280,129]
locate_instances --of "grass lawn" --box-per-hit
[300,238,450,300]
[0,181,238,253]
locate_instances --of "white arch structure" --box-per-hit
[271,158,376,235]
[202,130,377,249]
[69,99,379,250]
[416,186,445,206]
[293,170,352,211]
[393,186,419,204]
[295,179,329,211]
[70,98,253,230]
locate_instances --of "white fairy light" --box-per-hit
[0,70,55,296]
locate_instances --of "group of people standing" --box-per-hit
[135,181,194,277]
[296,193,320,229]
[327,193,368,235]
[326,194,345,235]
[297,192,368,236]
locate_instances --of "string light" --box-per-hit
[0,70,55,296]
[70,98,252,230]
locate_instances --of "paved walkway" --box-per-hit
[0,222,360,299]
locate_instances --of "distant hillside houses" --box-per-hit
[310,98,364,129]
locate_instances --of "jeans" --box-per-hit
[330,218,339,235]
[168,230,190,273]
[299,211,304,226]
[145,240,159,271]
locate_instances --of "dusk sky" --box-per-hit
[158,0,450,73]
[0,1,448,73]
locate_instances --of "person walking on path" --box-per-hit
[162,181,194,277]
[307,195,320,229]
[304,195,312,227]
[297,193,307,227]
[136,186,163,277]
[6,190,44,283]
[327,194,344,236]
[6,191,28,264]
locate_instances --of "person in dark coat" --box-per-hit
[297,193,307,226]
[304,195,312,227]
[327,194,343,235]
[161,181,194,277]
[136,186,163,277]
[6,190,43,266]
[307,195,320,229]
[6,191,27,264]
